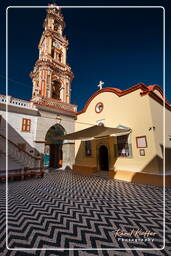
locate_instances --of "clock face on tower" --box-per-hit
[95,102,103,113]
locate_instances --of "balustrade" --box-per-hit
[0,95,36,109]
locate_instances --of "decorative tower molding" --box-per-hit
[30,3,74,104]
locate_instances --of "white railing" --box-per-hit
[0,95,36,110]
[0,135,41,169]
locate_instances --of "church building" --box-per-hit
[0,3,170,187]
[72,83,171,186]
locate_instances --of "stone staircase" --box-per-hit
[0,135,41,170]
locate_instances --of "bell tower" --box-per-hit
[30,3,74,104]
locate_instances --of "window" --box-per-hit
[95,102,103,113]
[54,21,58,31]
[52,80,61,100]
[59,53,62,62]
[117,135,132,157]
[85,141,92,156]
[136,136,147,148]
[51,49,54,58]
[22,119,31,132]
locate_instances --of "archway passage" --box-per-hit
[45,125,65,168]
[99,145,109,171]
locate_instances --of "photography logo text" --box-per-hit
[114,228,157,242]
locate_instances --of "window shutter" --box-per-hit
[22,118,31,132]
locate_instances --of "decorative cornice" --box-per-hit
[148,91,171,111]
[31,59,74,79]
[77,83,171,115]
[34,101,76,115]
[31,97,77,115]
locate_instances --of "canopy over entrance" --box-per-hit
[53,125,131,141]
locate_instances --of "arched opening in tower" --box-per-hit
[52,80,61,100]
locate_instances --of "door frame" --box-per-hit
[46,143,63,168]
[96,142,110,171]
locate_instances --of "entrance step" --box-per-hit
[45,168,71,174]
[46,168,59,173]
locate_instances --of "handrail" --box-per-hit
[0,134,41,161]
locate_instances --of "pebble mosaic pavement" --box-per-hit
[0,170,170,256]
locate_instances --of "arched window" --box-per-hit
[59,53,62,62]
[54,21,58,31]
[52,80,61,100]
[51,49,54,58]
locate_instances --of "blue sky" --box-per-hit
[0,0,170,111]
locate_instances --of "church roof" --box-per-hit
[77,83,171,115]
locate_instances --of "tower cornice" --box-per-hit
[31,59,74,80]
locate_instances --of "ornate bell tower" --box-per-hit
[30,3,74,104]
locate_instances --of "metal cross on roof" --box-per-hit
[97,81,104,90]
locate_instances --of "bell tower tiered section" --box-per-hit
[30,3,74,104]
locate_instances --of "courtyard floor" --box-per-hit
[0,170,170,256]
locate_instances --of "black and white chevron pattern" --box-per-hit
[0,170,170,256]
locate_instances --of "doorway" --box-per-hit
[45,124,65,168]
[49,144,63,168]
[99,145,109,171]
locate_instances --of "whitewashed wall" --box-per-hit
[0,110,38,152]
